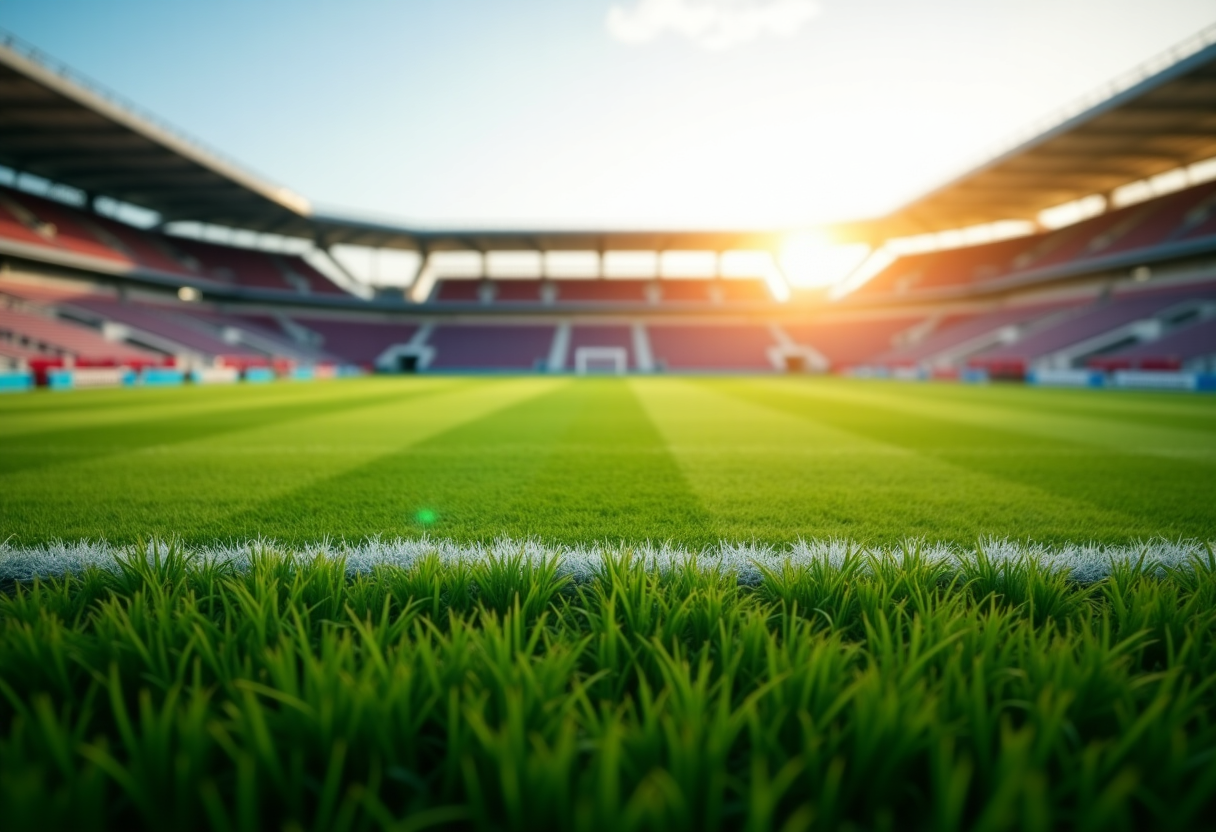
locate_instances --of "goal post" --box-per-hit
[574,347,627,375]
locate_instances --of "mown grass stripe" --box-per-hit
[0,375,452,439]
[499,378,712,544]
[0,379,560,545]
[642,378,1150,544]
[197,379,585,544]
[4,377,1214,547]
[880,381,1216,433]
[715,377,1216,541]
[161,377,567,543]
[0,378,466,476]
[740,377,1216,463]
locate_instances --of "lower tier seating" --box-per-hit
[1088,317,1216,371]
[968,287,1213,374]
[784,316,924,369]
[427,325,555,370]
[290,318,419,367]
[647,325,776,371]
[0,307,162,365]
[67,299,267,362]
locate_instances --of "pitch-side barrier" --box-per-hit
[1,364,363,392]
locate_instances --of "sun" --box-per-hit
[778,230,870,289]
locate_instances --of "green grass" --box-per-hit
[2,546,1215,831]
[4,378,1216,830]
[2,376,1214,546]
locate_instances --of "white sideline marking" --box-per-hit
[1,538,1212,585]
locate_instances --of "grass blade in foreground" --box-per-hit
[2,540,1215,831]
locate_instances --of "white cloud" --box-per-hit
[607,0,820,51]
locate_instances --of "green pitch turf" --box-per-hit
[2,376,1214,546]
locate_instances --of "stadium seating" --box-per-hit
[554,279,648,303]
[428,278,772,306]
[856,238,1038,297]
[647,324,776,371]
[0,185,350,296]
[855,180,1216,301]
[0,193,56,249]
[0,306,162,365]
[869,302,1084,368]
[1176,193,1216,241]
[0,187,128,264]
[287,318,419,367]
[167,238,294,292]
[65,299,269,364]
[1098,182,1216,256]
[1088,317,1216,371]
[433,280,484,302]
[188,311,336,362]
[783,315,925,370]
[966,287,1210,375]
[427,324,555,370]
[493,280,545,303]
[0,277,97,305]
[0,340,44,365]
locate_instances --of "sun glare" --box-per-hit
[778,231,870,289]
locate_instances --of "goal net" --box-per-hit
[574,347,627,375]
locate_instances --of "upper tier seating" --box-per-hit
[0,278,97,305]
[0,188,128,263]
[427,325,555,370]
[854,181,1216,301]
[555,280,648,303]
[0,193,56,249]
[493,280,544,303]
[1175,192,1216,241]
[0,307,162,365]
[0,186,349,296]
[1097,181,1216,257]
[856,239,1038,297]
[784,315,925,369]
[288,318,419,366]
[167,238,295,292]
[275,255,350,296]
[647,324,776,371]
[429,278,772,305]
[433,280,483,302]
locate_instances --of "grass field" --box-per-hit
[2,376,1215,546]
[3,377,1215,831]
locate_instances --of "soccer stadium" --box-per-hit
[1,3,1215,830]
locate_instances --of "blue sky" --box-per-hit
[3,0,1215,229]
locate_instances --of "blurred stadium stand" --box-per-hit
[0,24,1214,381]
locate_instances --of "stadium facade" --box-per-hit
[1,25,1214,390]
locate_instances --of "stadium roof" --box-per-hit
[877,24,1216,237]
[0,34,317,235]
[0,30,783,254]
[2,25,1215,251]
